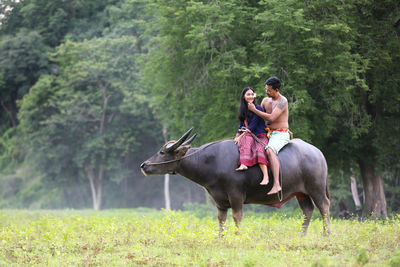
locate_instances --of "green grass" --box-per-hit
[0,209,399,266]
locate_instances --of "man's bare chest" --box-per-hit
[263,100,278,113]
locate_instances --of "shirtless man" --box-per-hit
[248,77,289,194]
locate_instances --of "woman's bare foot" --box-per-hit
[235,164,248,171]
[267,186,282,195]
[260,177,269,185]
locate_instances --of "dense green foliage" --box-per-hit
[0,209,399,265]
[144,0,400,215]
[0,0,399,215]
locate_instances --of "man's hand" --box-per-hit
[248,102,256,112]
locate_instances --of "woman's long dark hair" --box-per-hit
[238,87,257,122]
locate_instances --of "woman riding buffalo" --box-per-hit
[234,87,269,185]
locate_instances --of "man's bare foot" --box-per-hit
[260,177,269,185]
[235,164,248,171]
[267,186,281,195]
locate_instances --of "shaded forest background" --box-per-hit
[0,0,399,217]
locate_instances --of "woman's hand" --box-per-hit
[234,135,242,145]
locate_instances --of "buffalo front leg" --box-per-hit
[217,207,228,236]
[296,193,315,235]
[232,208,243,232]
[228,195,244,234]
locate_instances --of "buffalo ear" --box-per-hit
[176,145,190,157]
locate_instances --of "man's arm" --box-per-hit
[248,102,269,120]
[248,98,268,120]
[248,97,286,122]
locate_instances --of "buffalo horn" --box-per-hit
[165,127,193,152]
[181,133,197,147]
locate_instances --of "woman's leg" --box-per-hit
[259,163,269,185]
[236,164,248,171]
[236,133,251,171]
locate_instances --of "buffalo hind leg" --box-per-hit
[217,207,228,236]
[311,193,331,235]
[296,193,314,235]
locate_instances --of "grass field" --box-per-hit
[0,208,399,266]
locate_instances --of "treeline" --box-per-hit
[0,0,399,216]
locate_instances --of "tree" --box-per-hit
[347,0,400,217]
[18,37,159,209]
[145,0,400,216]
[246,0,400,216]
[0,29,49,130]
[1,0,399,212]
[145,0,261,143]
[1,0,119,46]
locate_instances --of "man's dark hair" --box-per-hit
[265,76,281,90]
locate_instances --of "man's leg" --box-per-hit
[259,163,269,185]
[267,147,281,194]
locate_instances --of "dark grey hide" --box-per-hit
[141,129,331,235]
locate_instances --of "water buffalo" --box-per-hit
[141,128,331,235]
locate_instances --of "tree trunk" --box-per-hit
[351,176,361,209]
[86,165,98,210]
[96,165,104,210]
[88,80,108,211]
[0,99,17,128]
[85,164,103,210]
[350,168,362,210]
[164,173,171,211]
[358,161,387,218]
[162,124,171,210]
